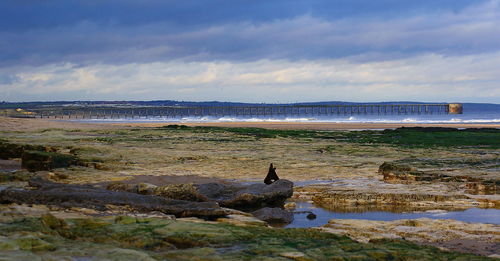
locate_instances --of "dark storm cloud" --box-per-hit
[1,0,499,67]
[0,0,480,31]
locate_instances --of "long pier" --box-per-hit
[30,103,463,119]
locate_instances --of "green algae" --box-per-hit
[343,127,500,149]
[0,215,493,260]
[160,125,500,148]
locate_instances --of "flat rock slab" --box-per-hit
[0,177,227,218]
[197,179,294,208]
[322,217,500,257]
[108,179,294,210]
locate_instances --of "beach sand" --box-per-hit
[1,116,499,131]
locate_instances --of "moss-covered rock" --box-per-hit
[154,184,207,202]
[0,141,49,160]
[0,235,19,250]
[379,161,447,182]
[0,216,493,260]
[14,234,56,251]
[21,151,78,172]
[378,162,414,175]
[379,160,499,194]
[107,180,294,210]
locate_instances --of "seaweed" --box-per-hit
[0,216,493,260]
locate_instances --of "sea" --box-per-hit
[79,103,500,124]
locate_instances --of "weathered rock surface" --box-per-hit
[321,218,500,257]
[294,178,499,210]
[0,203,177,224]
[251,207,293,224]
[313,191,475,208]
[204,179,294,209]
[379,161,499,194]
[0,177,227,218]
[0,213,486,260]
[107,179,294,209]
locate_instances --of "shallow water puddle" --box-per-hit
[286,201,500,228]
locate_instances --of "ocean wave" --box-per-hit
[74,116,500,124]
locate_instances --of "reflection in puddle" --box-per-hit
[286,201,500,228]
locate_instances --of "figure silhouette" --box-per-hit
[264,163,279,184]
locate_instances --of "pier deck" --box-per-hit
[28,103,462,119]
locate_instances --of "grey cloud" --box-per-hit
[0,1,499,67]
[2,52,499,103]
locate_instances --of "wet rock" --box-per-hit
[312,191,475,209]
[107,179,294,210]
[306,213,317,220]
[204,179,294,209]
[0,177,227,218]
[379,161,499,194]
[296,179,498,211]
[21,151,78,172]
[321,217,500,257]
[251,207,293,224]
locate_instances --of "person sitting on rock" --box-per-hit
[264,163,279,184]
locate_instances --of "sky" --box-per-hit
[1,0,500,103]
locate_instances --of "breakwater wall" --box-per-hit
[29,103,462,119]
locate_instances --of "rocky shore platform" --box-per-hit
[1,120,499,259]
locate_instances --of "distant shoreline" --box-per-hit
[2,116,499,131]
[117,121,500,130]
[0,116,500,131]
